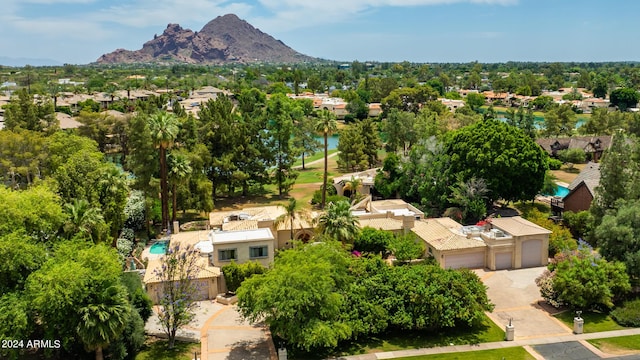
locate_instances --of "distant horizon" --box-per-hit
[2,0,640,66]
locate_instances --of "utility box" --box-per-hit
[574,317,584,334]
[505,324,515,341]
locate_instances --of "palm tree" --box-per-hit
[148,111,179,230]
[343,176,362,201]
[316,200,360,244]
[274,198,311,242]
[77,285,129,360]
[168,152,192,223]
[314,109,338,209]
[64,199,104,240]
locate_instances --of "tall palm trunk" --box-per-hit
[321,131,328,209]
[95,346,103,360]
[160,146,169,230]
[172,183,177,223]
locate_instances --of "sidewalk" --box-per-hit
[336,328,640,360]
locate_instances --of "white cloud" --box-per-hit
[251,0,517,33]
[90,0,254,28]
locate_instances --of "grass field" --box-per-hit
[588,335,640,355]
[290,314,504,359]
[135,339,200,360]
[293,149,338,167]
[400,347,535,360]
[554,311,627,333]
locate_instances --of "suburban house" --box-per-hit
[552,162,601,216]
[143,197,551,303]
[350,197,550,270]
[439,98,465,112]
[563,162,601,212]
[333,168,378,198]
[536,136,612,162]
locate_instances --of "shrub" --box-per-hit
[354,227,393,254]
[548,158,563,170]
[116,238,134,258]
[222,261,266,293]
[119,228,135,241]
[124,190,146,230]
[558,148,586,164]
[310,184,338,205]
[611,298,640,327]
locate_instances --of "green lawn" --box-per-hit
[135,340,200,360]
[290,314,504,359]
[293,149,338,167]
[400,347,534,360]
[554,311,627,333]
[588,335,640,353]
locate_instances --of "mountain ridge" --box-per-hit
[95,14,315,65]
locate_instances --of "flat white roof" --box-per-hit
[211,228,274,244]
[388,208,415,217]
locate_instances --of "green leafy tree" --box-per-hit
[595,199,640,279]
[316,200,360,244]
[388,233,425,262]
[4,88,56,132]
[315,110,338,209]
[25,242,127,355]
[337,125,368,172]
[543,104,577,137]
[548,247,630,310]
[154,244,201,348]
[0,184,66,242]
[444,119,548,203]
[148,111,179,230]
[0,232,46,293]
[464,92,486,111]
[0,130,47,188]
[385,265,493,330]
[266,94,298,197]
[591,130,630,222]
[383,109,416,154]
[292,112,321,170]
[237,242,352,351]
[610,88,640,111]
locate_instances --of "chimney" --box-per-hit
[402,215,415,233]
[173,221,180,235]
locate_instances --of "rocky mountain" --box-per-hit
[95,14,314,64]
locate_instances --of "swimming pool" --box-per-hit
[545,185,570,198]
[149,240,169,255]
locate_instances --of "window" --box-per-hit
[249,246,268,259]
[218,248,237,261]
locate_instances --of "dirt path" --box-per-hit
[293,151,339,170]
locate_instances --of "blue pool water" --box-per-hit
[546,185,570,198]
[149,240,169,255]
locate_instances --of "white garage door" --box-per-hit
[495,252,512,270]
[444,251,485,269]
[522,239,543,268]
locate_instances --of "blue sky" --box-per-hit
[2,0,639,65]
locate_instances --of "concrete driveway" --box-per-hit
[145,301,276,360]
[475,267,573,340]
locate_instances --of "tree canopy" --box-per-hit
[444,119,548,203]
